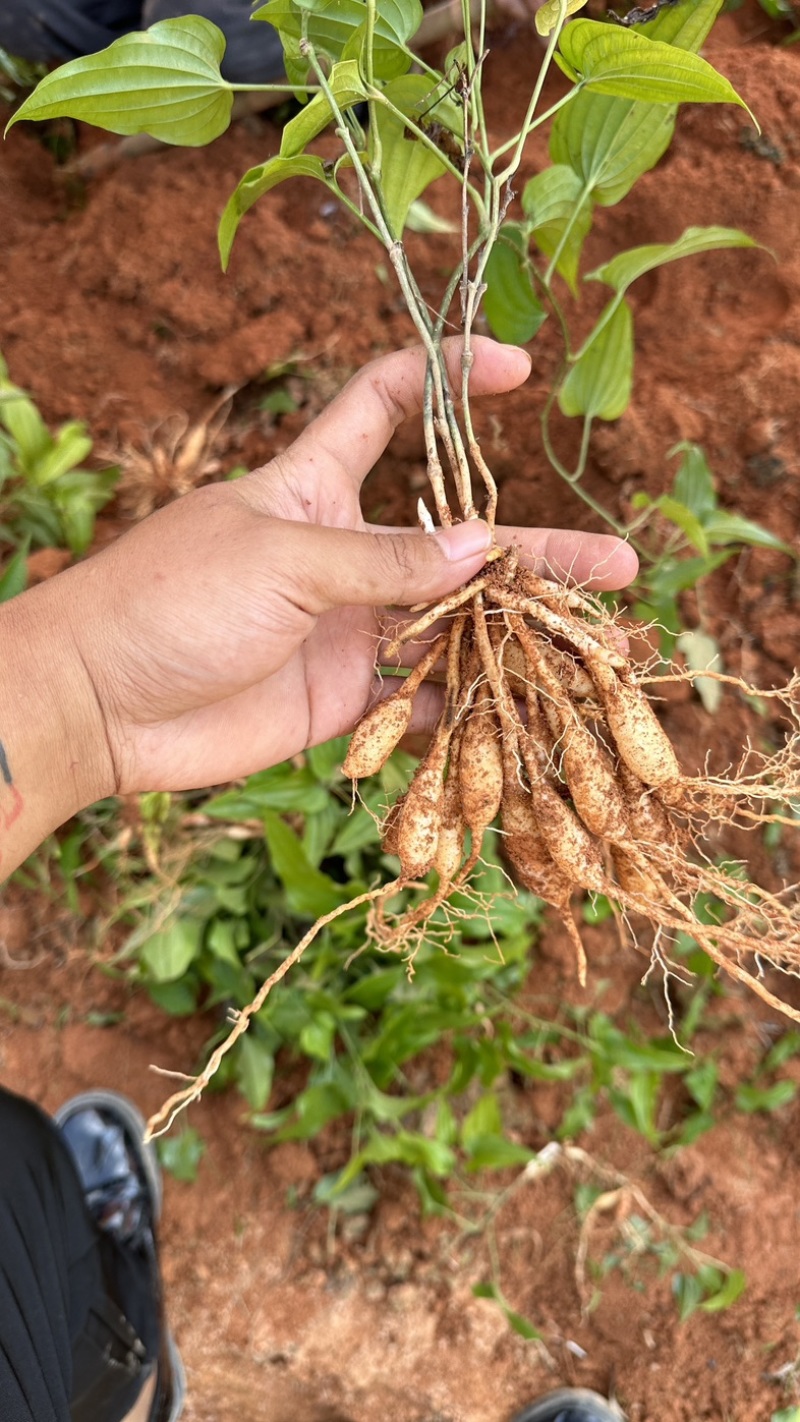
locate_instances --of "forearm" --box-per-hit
[0,579,111,880]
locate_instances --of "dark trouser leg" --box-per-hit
[0,2,142,65]
[0,1,284,84]
[0,1086,153,1422]
[142,1,284,82]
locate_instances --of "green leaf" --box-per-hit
[702,510,795,555]
[7,19,234,145]
[299,1012,337,1061]
[306,734,351,783]
[464,1136,535,1171]
[262,809,346,917]
[461,1092,503,1147]
[558,20,752,114]
[650,495,710,556]
[204,763,330,818]
[0,381,51,469]
[27,423,93,487]
[582,227,758,351]
[157,1126,206,1183]
[140,918,203,983]
[313,1170,380,1213]
[558,297,632,421]
[369,74,458,236]
[536,0,589,36]
[219,154,330,269]
[280,59,366,156]
[670,442,718,521]
[483,227,547,344]
[206,917,244,968]
[590,226,758,298]
[0,545,29,603]
[147,979,198,1015]
[521,165,592,293]
[672,1270,705,1321]
[550,0,726,206]
[237,1032,274,1110]
[685,1059,718,1112]
[281,1079,355,1137]
[700,1267,746,1313]
[255,0,421,88]
[734,1080,798,1113]
[504,1308,541,1341]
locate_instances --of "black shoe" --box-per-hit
[54,1089,186,1422]
[509,1390,626,1422]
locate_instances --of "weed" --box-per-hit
[0,353,118,563]
[628,442,795,678]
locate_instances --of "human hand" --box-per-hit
[4,337,637,840]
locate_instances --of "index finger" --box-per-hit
[495,526,639,590]
[276,336,532,497]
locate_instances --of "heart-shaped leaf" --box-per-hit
[7,18,233,145]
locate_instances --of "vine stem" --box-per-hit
[301,42,458,524]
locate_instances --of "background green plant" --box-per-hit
[0,353,118,580]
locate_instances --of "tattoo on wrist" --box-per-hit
[0,740,24,832]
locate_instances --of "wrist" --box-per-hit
[0,573,116,876]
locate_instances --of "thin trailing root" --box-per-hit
[143,879,402,1141]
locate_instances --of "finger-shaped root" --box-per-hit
[343,631,449,779]
[585,652,682,791]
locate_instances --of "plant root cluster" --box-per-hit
[344,549,800,1020]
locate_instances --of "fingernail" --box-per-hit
[436,519,492,562]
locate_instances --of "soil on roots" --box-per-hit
[2,5,800,1420]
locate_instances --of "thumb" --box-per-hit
[270,517,493,615]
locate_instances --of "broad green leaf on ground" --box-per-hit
[7,19,233,145]
[483,227,547,344]
[204,763,331,817]
[0,360,51,467]
[558,298,632,420]
[255,0,421,87]
[549,0,728,206]
[157,1127,206,1182]
[280,60,366,156]
[219,154,330,268]
[521,165,592,292]
[262,809,347,918]
[557,20,752,114]
[236,1032,275,1109]
[701,1268,747,1313]
[140,918,203,983]
[535,0,588,36]
[369,74,458,236]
